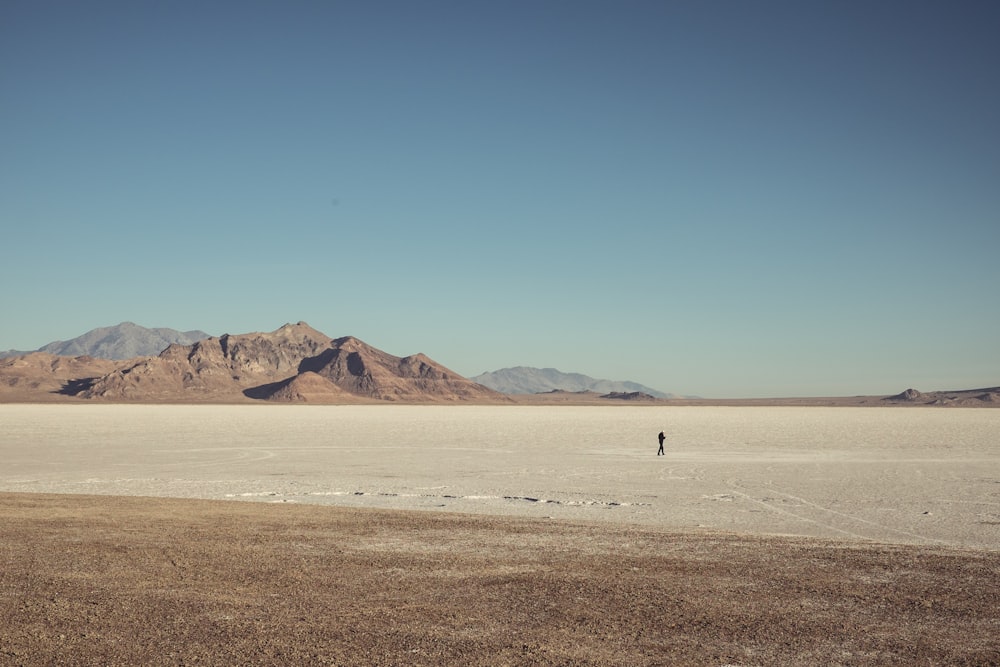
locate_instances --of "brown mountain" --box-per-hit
[63,322,508,404]
[287,335,504,402]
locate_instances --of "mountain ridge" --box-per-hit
[1,322,211,360]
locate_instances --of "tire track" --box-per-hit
[725,481,951,545]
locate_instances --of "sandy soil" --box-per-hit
[3,492,998,666]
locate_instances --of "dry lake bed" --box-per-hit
[2,404,998,549]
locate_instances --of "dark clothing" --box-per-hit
[657,431,665,455]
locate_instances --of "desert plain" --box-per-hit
[2,404,999,665]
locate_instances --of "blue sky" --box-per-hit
[2,1,998,397]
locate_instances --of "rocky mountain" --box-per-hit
[67,322,508,403]
[0,322,211,360]
[471,366,672,398]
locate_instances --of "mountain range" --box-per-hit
[47,322,507,403]
[7,322,992,406]
[471,367,672,398]
[1,322,673,400]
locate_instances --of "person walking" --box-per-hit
[657,431,665,455]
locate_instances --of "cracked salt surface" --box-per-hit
[1,404,998,548]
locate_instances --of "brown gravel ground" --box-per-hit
[1,493,998,666]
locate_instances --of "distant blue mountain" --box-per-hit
[470,366,673,398]
[1,322,211,360]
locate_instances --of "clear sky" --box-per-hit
[2,1,998,398]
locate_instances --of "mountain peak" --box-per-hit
[278,320,316,331]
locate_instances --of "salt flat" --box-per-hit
[2,404,998,548]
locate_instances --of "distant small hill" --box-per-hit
[471,366,672,398]
[1,322,211,360]
[600,391,658,401]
